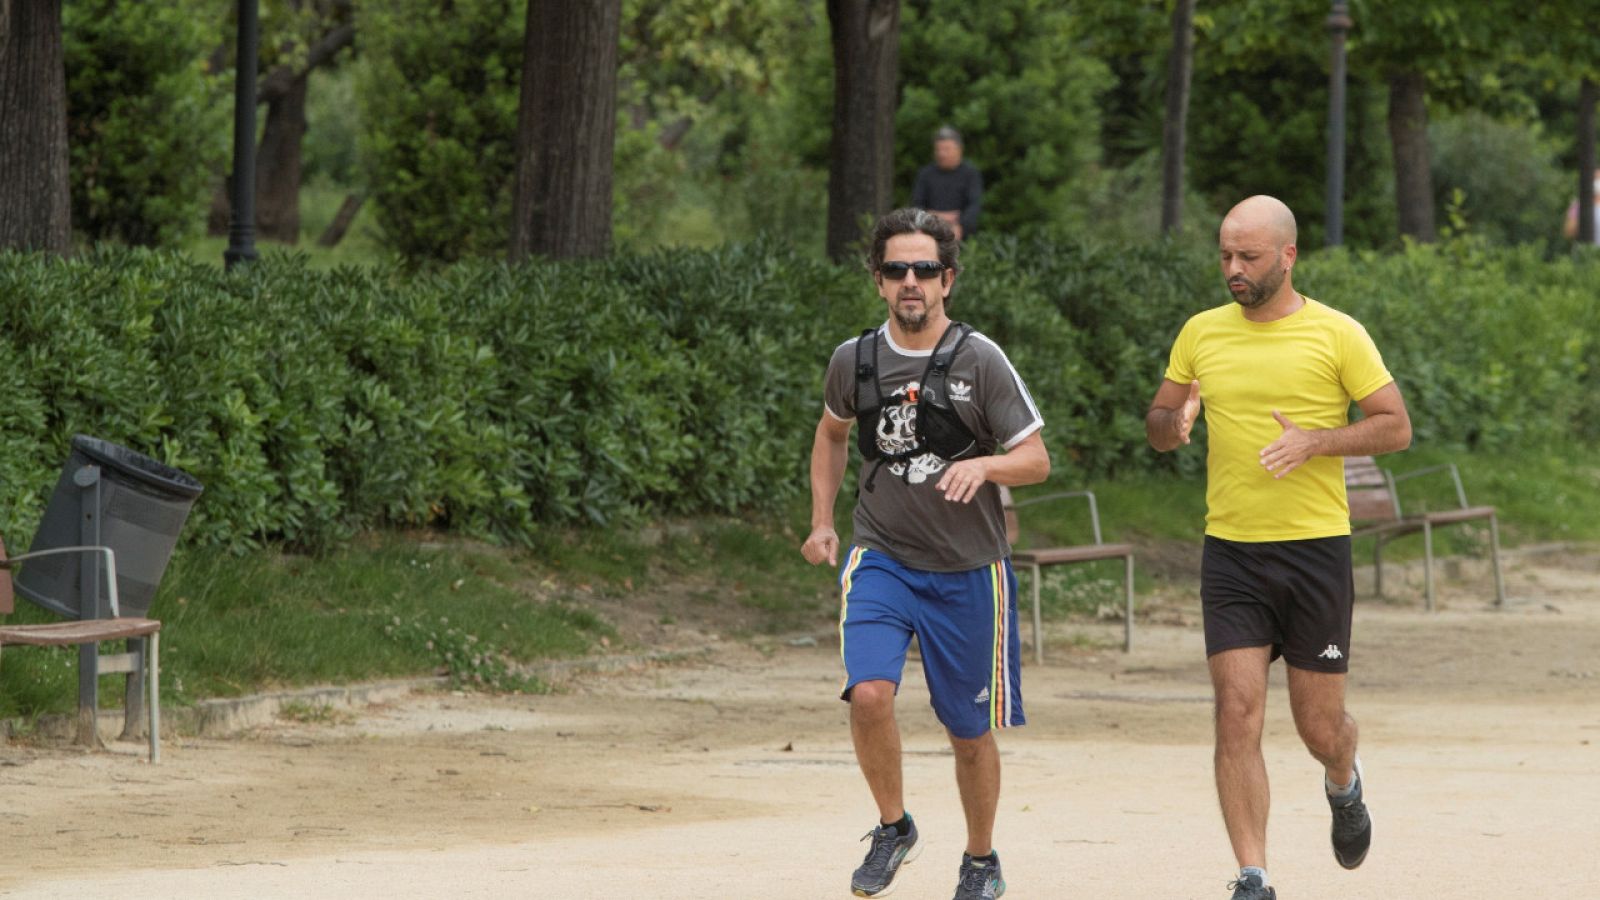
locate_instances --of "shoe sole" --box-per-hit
[851,836,923,897]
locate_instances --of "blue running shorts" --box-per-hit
[837,546,1024,739]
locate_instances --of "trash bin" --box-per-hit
[15,435,204,619]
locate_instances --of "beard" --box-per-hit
[1228,258,1286,309]
[892,294,930,332]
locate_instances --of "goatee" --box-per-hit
[893,307,929,332]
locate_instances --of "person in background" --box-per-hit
[911,126,983,240]
[1562,173,1600,244]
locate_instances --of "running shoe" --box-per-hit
[1227,872,1276,900]
[952,851,1005,899]
[1329,758,1372,869]
[851,815,921,897]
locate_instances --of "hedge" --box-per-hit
[0,237,1592,550]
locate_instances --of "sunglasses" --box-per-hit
[879,260,947,280]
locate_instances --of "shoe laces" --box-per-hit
[858,825,900,869]
[1227,876,1265,897]
[958,858,995,894]
[1331,795,1367,829]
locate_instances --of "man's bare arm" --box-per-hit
[800,413,852,565]
[1259,382,1413,478]
[1147,379,1201,452]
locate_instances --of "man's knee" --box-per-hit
[1296,709,1355,760]
[1213,685,1265,735]
[947,730,995,765]
[849,680,897,721]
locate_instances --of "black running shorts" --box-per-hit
[1200,535,1354,673]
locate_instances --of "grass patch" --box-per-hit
[278,699,355,726]
[1,443,1594,719]
[181,180,391,270]
[0,534,603,718]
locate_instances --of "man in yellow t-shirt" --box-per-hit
[1146,196,1412,900]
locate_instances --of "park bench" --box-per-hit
[0,538,163,762]
[999,486,1135,662]
[1346,455,1505,611]
[0,436,201,764]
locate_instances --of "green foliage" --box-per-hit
[356,0,523,261]
[895,0,1112,234]
[1079,0,1397,248]
[63,0,229,247]
[0,238,1593,551]
[304,65,362,187]
[1429,111,1571,247]
[612,0,830,252]
[1297,239,1600,447]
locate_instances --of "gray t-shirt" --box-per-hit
[824,323,1044,572]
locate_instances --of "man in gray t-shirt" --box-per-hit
[801,208,1048,900]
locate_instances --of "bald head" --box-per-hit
[1221,195,1297,248]
[1218,195,1299,313]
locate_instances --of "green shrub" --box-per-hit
[63,0,228,246]
[1429,110,1570,247]
[0,237,1590,551]
[356,0,523,261]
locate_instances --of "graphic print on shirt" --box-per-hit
[875,381,947,484]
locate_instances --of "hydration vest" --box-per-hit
[854,322,986,491]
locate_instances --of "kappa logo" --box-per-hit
[949,379,974,402]
[1318,644,1344,660]
[973,686,990,704]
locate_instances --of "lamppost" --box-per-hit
[1325,0,1352,247]
[224,0,260,270]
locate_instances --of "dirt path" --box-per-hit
[2,546,1597,898]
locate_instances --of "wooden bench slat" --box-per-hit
[0,618,162,647]
[1013,543,1134,565]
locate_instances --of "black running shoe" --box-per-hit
[1227,872,1276,900]
[851,815,921,897]
[952,851,1005,900]
[1329,758,1372,869]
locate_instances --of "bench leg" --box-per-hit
[121,637,146,741]
[1423,521,1435,612]
[76,643,101,749]
[1123,554,1135,654]
[149,632,161,765]
[1030,563,1044,666]
[1373,538,1386,598]
[1488,514,1506,608]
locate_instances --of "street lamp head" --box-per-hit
[1326,1,1352,32]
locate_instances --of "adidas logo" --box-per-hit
[973,686,990,704]
[949,379,974,402]
[1318,644,1343,660]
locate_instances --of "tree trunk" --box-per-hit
[1578,77,1596,246]
[317,193,364,247]
[824,0,900,263]
[255,73,308,243]
[208,16,354,240]
[1159,0,1195,236]
[0,0,72,253]
[509,0,622,263]
[1387,69,1435,243]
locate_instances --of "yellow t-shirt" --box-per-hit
[1164,296,1393,542]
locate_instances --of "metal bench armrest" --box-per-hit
[2,546,121,617]
[1013,490,1104,544]
[1388,463,1469,511]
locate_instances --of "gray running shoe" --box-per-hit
[1227,872,1276,900]
[952,851,1005,900]
[1329,759,1372,869]
[851,816,921,897]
